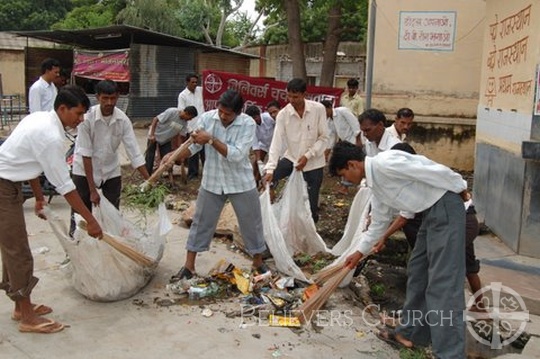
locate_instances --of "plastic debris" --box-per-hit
[275,277,295,289]
[31,246,50,255]
[268,314,301,328]
[201,308,213,317]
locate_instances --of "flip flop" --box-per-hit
[376,328,413,350]
[11,304,53,321]
[19,318,64,334]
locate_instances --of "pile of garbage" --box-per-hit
[166,259,323,327]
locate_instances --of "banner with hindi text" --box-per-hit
[202,70,344,111]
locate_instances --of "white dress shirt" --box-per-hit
[332,107,361,144]
[363,128,402,157]
[387,123,406,141]
[177,86,204,132]
[0,111,75,195]
[265,100,329,173]
[28,77,57,113]
[73,105,145,185]
[253,112,275,152]
[353,150,467,255]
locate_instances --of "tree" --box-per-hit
[52,0,122,30]
[0,0,73,30]
[116,0,181,36]
[319,1,341,87]
[284,0,306,79]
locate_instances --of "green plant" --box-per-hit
[370,283,386,297]
[399,347,432,359]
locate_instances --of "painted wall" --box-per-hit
[475,0,540,258]
[0,50,25,96]
[371,0,486,117]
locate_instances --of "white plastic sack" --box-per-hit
[331,186,372,255]
[259,187,311,283]
[46,195,170,302]
[272,170,329,255]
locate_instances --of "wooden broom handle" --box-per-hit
[147,137,193,184]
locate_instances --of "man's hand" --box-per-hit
[373,238,387,253]
[324,149,331,162]
[344,251,364,269]
[191,130,211,145]
[86,220,103,239]
[148,134,156,143]
[263,173,273,186]
[34,199,47,220]
[90,189,100,206]
[295,156,308,171]
[460,190,471,202]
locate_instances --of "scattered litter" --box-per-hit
[31,246,50,255]
[275,277,295,289]
[239,322,248,329]
[154,298,178,307]
[166,279,192,295]
[268,314,301,328]
[201,308,213,317]
[271,349,282,357]
[252,333,261,339]
[188,282,220,300]
[356,330,365,338]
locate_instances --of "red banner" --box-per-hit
[73,49,130,82]
[202,70,343,111]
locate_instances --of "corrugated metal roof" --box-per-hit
[0,32,57,50]
[12,24,258,58]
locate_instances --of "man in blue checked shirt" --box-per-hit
[163,89,268,282]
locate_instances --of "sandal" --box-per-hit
[12,304,53,321]
[19,318,64,334]
[376,328,413,350]
[170,267,194,282]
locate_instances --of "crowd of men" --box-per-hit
[0,57,482,358]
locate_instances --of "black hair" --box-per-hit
[320,100,333,109]
[95,79,118,95]
[347,78,359,88]
[183,105,198,118]
[391,142,416,155]
[328,141,366,176]
[266,100,280,109]
[245,105,261,118]
[286,78,307,93]
[54,85,90,111]
[218,89,244,114]
[41,58,60,74]
[359,108,387,126]
[397,108,414,119]
[185,74,198,83]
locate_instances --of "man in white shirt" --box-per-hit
[28,58,60,113]
[145,106,198,174]
[388,108,414,141]
[321,100,361,194]
[70,80,149,234]
[359,109,401,157]
[177,74,205,180]
[329,141,468,359]
[0,85,102,334]
[263,78,329,223]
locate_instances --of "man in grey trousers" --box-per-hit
[329,141,468,359]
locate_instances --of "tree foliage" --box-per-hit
[52,0,125,30]
[0,0,73,31]
[260,0,368,45]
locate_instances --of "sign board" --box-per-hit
[73,49,130,82]
[398,11,457,51]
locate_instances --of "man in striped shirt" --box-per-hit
[164,89,268,282]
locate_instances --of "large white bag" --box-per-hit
[47,195,170,302]
[259,186,311,282]
[272,170,329,255]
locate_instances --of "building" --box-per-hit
[476,0,540,258]
[13,25,257,120]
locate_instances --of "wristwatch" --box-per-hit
[208,137,214,146]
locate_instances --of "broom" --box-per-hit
[142,137,194,190]
[298,254,372,324]
[296,265,353,324]
[78,221,155,267]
